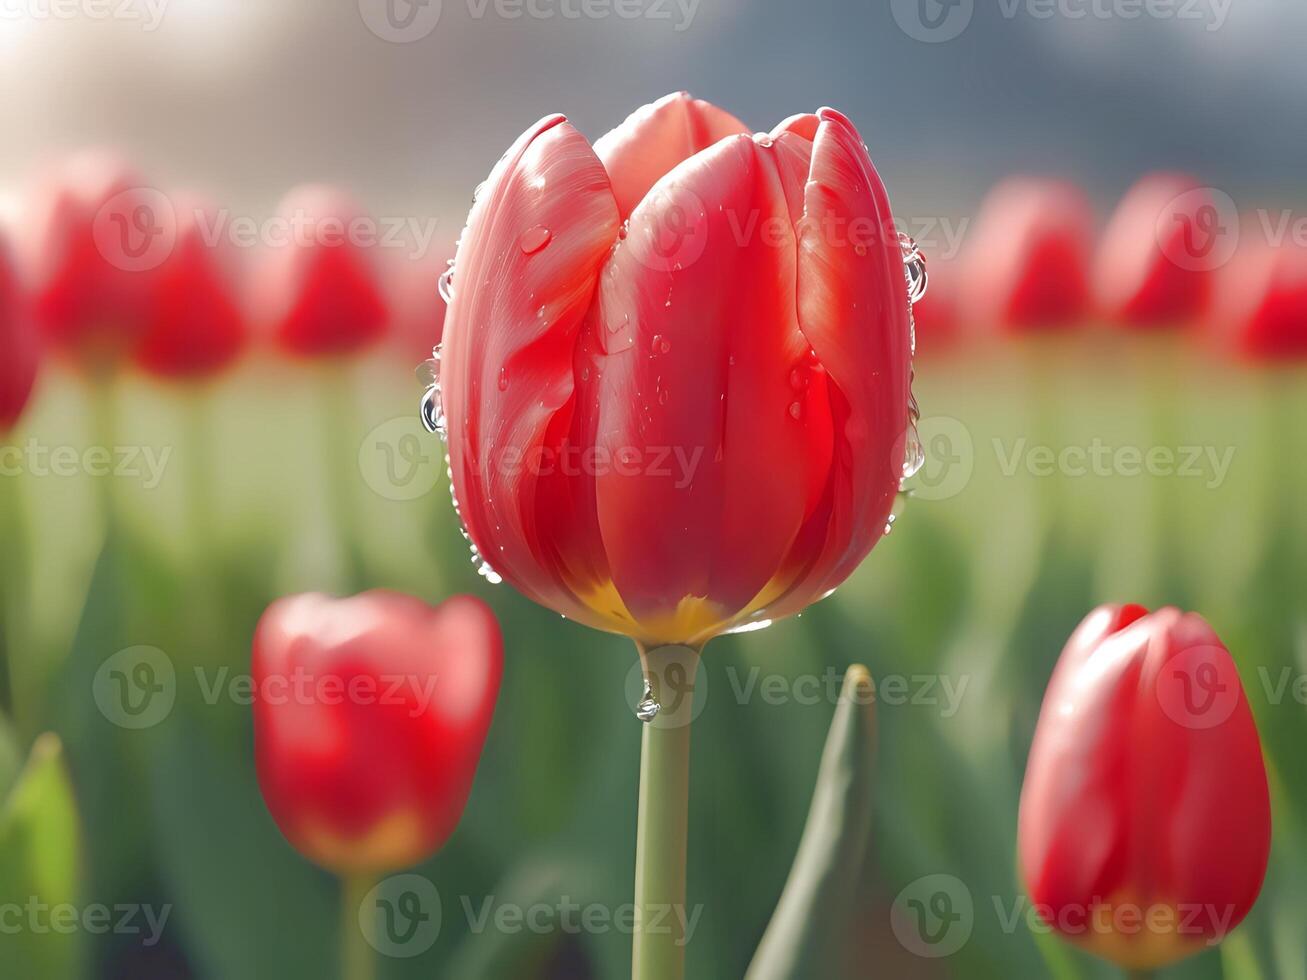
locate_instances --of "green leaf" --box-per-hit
[745,665,877,980]
[0,733,83,979]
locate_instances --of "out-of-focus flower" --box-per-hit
[23,151,158,368]
[253,591,502,874]
[438,94,915,648]
[1019,604,1270,972]
[134,196,248,380]
[257,185,389,359]
[1095,173,1223,328]
[1210,233,1307,360]
[387,249,449,363]
[1,232,40,431]
[960,177,1093,332]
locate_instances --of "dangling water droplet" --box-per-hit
[497,367,509,391]
[902,426,925,481]
[438,260,455,304]
[420,386,444,435]
[636,680,661,722]
[519,225,552,254]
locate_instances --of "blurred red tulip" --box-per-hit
[1,233,40,431]
[134,196,248,380]
[257,185,389,359]
[910,254,959,354]
[960,177,1093,332]
[252,591,502,874]
[1019,604,1270,971]
[23,151,162,368]
[387,249,448,363]
[1095,173,1225,327]
[439,94,914,647]
[1210,233,1307,361]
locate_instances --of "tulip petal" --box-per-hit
[440,114,621,622]
[767,108,912,619]
[591,133,834,640]
[593,92,749,219]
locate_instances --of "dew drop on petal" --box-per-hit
[519,225,552,254]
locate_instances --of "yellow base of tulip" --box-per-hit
[299,808,427,876]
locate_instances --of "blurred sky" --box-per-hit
[2,0,1305,240]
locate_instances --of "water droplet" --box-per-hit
[902,424,925,482]
[651,334,671,355]
[854,243,868,257]
[636,681,661,722]
[580,366,591,382]
[415,353,439,388]
[789,367,808,391]
[519,225,552,254]
[438,261,455,304]
[659,389,670,406]
[497,367,509,391]
[727,618,774,635]
[788,401,803,420]
[420,386,444,435]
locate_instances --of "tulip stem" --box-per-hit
[341,873,376,980]
[632,643,700,980]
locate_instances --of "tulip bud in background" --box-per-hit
[1,232,40,432]
[134,196,248,380]
[257,185,389,359]
[22,150,159,369]
[1019,604,1271,972]
[439,94,914,648]
[1210,233,1307,361]
[253,591,502,874]
[1095,173,1222,328]
[387,248,449,363]
[960,177,1093,332]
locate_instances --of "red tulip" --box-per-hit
[252,591,502,874]
[23,151,160,368]
[387,249,448,362]
[960,177,1093,332]
[1210,233,1307,361]
[1,233,40,431]
[438,94,914,648]
[257,185,389,359]
[1019,604,1271,972]
[1095,173,1225,328]
[134,196,248,379]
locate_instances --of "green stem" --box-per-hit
[632,643,699,980]
[341,873,377,980]
[183,388,216,561]
[319,361,361,589]
[90,376,119,532]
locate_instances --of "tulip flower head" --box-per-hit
[961,177,1093,332]
[1,234,40,431]
[252,591,502,874]
[1019,604,1271,972]
[1210,234,1307,361]
[436,94,917,649]
[258,185,389,359]
[24,151,160,369]
[134,196,248,380]
[1095,173,1226,328]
